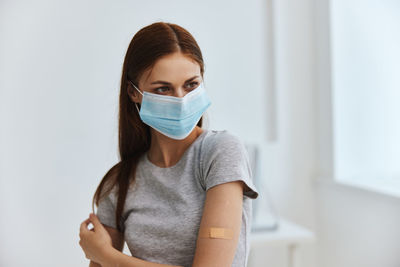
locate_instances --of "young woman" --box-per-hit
[79,22,259,267]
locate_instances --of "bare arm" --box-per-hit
[87,218,182,267]
[89,224,124,267]
[89,261,101,267]
[191,181,244,267]
[102,250,183,267]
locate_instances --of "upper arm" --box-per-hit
[192,181,244,267]
[104,224,125,251]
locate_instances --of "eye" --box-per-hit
[185,81,199,90]
[154,86,170,93]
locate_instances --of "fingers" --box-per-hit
[79,217,91,236]
[79,213,101,239]
[89,213,102,229]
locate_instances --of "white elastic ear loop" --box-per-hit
[134,102,140,114]
[129,80,143,113]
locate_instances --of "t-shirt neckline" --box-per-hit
[143,128,209,170]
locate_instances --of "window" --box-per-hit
[329,0,400,195]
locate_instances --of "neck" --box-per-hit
[147,126,204,168]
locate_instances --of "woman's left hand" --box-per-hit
[79,213,113,265]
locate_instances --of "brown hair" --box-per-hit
[91,22,205,232]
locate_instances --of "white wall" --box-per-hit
[251,0,319,266]
[315,181,400,267]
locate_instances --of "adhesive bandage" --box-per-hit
[198,227,234,240]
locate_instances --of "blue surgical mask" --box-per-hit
[129,80,212,140]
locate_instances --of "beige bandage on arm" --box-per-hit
[198,227,234,240]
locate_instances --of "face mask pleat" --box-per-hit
[140,91,210,120]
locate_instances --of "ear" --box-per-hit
[127,82,141,103]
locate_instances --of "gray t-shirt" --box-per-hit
[96,129,259,267]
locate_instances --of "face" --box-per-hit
[128,52,202,104]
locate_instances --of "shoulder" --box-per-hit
[199,129,259,199]
[200,129,249,172]
[202,129,246,154]
[98,182,119,208]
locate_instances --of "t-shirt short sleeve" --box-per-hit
[201,131,259,199]
[95,191,118,229]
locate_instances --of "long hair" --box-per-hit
[92,22,205,232]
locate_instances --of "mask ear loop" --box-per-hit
[128,80,143,114]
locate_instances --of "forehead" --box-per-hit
[141,52,201,85]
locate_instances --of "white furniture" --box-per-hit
[249,218,316,267]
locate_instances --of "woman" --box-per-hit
[79,22,259,267]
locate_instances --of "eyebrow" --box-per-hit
[150,75,200,85]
